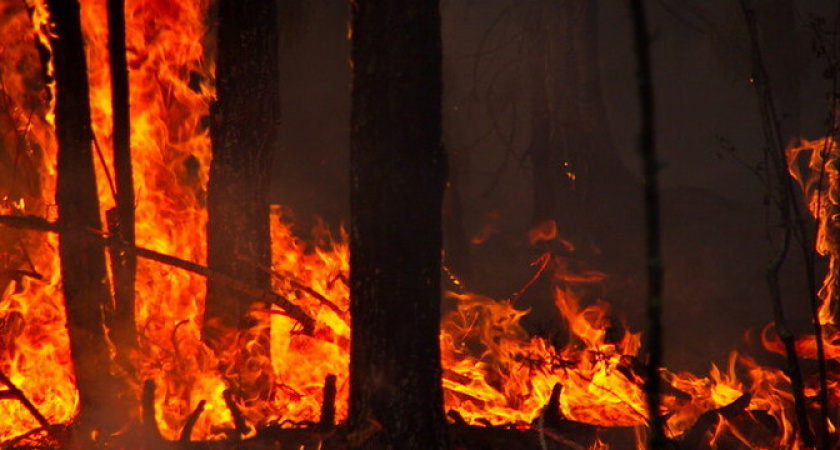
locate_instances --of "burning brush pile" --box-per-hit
[0,0,839,449]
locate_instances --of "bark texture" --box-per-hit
[46,0,125,439]
[106,0,137,356]
[206,0,278,333]
[349,1,449,449]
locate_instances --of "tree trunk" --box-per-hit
[205,0,279,404]
[106,0,137,359]
[349,1,449,449]
[45,0,126,441]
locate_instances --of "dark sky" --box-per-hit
[272,0,836,372]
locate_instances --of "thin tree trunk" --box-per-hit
[205,0,279,404]
[739,1,822,446]
[628,1,665,448]
[106,0,137,357]
[45,0,126,441]
[349,1,449,448]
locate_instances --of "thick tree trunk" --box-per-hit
[106,0,137,358]
[205,0,279,405]
[45,0,126,441]
[349,1,449,449]
[205,0,277,334]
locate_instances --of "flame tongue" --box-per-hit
[0,1,835,447]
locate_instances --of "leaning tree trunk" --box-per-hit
[349,1,449,449]
[45,0,126,442]
[205,0,278,398]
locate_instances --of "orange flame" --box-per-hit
[0,2,832,448]
[787,137,840,325]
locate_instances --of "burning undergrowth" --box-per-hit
[0,0,839,449]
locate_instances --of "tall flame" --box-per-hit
[0,1,835,448]
[787,137,840,326]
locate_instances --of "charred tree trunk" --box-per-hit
[205,0,277,337]
[45,0,126,441]
[106,0,137,358]
[349,1,449,449]
[628,1,665,447]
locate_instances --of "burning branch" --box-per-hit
[680,393,752,449]
[0,214,317,334]
[242,256,345,317]
[0,369,51,432]
[179,399,206,444]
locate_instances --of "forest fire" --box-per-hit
[0,0,838,449]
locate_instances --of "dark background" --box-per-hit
[272,0,835,373]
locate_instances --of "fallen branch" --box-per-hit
[241,256,344,318]
[0,214,316,334]
[0,369,51,431]
[680,393,751,448]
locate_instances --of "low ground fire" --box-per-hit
[1,1,838,449]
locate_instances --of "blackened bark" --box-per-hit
[45,0,125,440]
[205,0,278,335]
[349,1,449,449]
[106,0,137,355]
[628,1,665,447]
